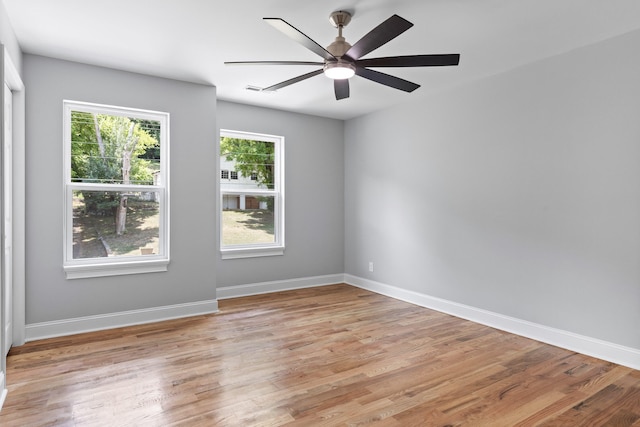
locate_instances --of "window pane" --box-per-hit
[220,137,274,190]
[70,111,161,185]
[72,190,160,259]
[221,195,275,245]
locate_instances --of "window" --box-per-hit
[221,170,229,180]
[63,100,169,278]
[220,129,284,259]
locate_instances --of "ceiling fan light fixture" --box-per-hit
[324,60,355,79]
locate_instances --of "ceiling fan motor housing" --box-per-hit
[326,36,352,57]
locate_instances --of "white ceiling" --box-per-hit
[4,0,640,120]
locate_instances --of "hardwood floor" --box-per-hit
[1,284,639,426]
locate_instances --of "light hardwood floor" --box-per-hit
[1,284,639,426]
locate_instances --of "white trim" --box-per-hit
[216,274,344,299]
[1,46,26,412]
[0,383,6,412]
[64,258,169,279]
[3,49,23,92]
[344,274,640,371]
[220,246,284,260]
[25,299,219,342]
[3,46,25,347]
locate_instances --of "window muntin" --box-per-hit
[63,101,169,278]
[220,130,284,258]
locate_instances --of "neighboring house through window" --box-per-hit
[220,129,284,259]
[63,100,170,278]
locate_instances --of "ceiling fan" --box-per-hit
[225,11,460,100]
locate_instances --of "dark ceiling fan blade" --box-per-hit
[225,60,324,66]
[262,69,324,92]
[334,79,350,100]
[357,54,460,68]
[264,18,336,61]
[345,15,413,60]
[355,67,420,92]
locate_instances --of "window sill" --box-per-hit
[64,258,169,279]
[221,246,284,260]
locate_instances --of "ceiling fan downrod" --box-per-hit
[327,11,353,58]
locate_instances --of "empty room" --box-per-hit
[1,0,639,425]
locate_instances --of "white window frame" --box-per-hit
[219,129,284,259]
[63,100,170,279]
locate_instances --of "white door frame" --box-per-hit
[2,47,24,347]
[3,81,13,355]
[1,44,25,409]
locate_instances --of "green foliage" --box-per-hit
[220,137,275,189]
[71,112,160,215]
[135,119,161,160]
[70,111,98,181]
[82,191,119,217]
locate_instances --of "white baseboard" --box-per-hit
[20,273,640,371]
[25,272,344,342]
[25,299,219,342]
[217,274,345,299]
[0,373,6,411]
[344,274,640,371]
[0,387,7,412]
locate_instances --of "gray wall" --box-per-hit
[345,29,640,349]
[24,55,217,323]
[216,101,344,287]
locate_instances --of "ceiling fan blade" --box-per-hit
[345,15,413,60]
[225,61,324,66]
[264,18,336,61]
[357,54,460,68]
[355,67,420,92]
[262,69,324,92]
[334,79,350,100]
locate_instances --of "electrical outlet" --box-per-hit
[368,262,374,272]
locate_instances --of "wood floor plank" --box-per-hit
[1,283,638,426]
